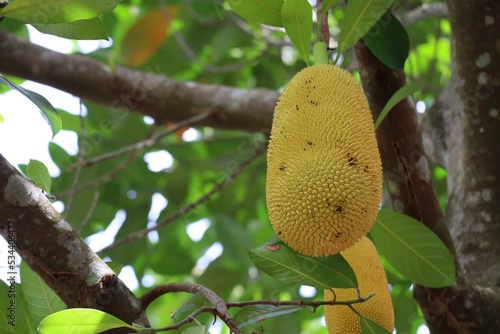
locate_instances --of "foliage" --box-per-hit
[0,0,455,333]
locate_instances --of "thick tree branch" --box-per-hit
[0,30,278,133]
[0,154,149,331]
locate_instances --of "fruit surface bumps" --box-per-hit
[266,64,382,256]
[324,237,394,333]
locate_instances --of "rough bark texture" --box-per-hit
[0,154,149,331]
[445,0,500,288]
[0,30,278,134]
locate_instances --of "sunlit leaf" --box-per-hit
[371,210,456,287]
[0,74,61,137]
[248,242,357,289]
[20,262,65,324]
[234,305,305,328]
[281,0,313,64]
[31,17,108,40]
[0,0,119,24]
[360,315,392,334]
[38,309,136,334]
[337,0,395,55]
[27,159,52,193]
[363,11,409,69]
[374,82,424,129]
[229,0,284,27]
[121,7,178,67]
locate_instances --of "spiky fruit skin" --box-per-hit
[324,237,394,333]
[266,64,382,256]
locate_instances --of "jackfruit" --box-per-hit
[266,64,382,256]
[324,236,394,333]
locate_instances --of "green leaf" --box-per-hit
[374,82,424,129]
[363,11,409,69]
[313,41,328,65]
[31,17,109,40]
[0,74,61,137]
[337,0,395,56]
[38,309,136,334]
[322,0,340,14]
[229,0,284,27]
[234,305,305,328]
[171,291,205,322]
[360,315,393,334]
[1,0,120,24]
[371,210,456,287]
[248,242,357,289]
[182,325,210,334]
[0,281,39,333]
[27,159,52,193]
[281,0,313,64]
[20,262,65,325]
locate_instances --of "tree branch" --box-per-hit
[0,30,278,133]
[139,282,375,333]
[398,3,449,26]
[0,154,150,331]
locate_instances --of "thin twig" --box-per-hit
[73,111,211,169]
[139,282,375,333]
[65,102,87,218]
[98,142,267,254]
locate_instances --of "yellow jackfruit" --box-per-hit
[266,64,382,256]
[324,237,394,333]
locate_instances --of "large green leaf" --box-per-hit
[362,10,409,69]
[0,74,61,137]
[38,309,136,334]
[281,0,313,64]
[234,305,305,328]
[374,82,424,129]
[371,210,456,287]
[27,159,52,193]
[20,262,65,325]
[31,17,109,40]
[360,315,393,334]
[337,0,395,55]
[229,0,284,27]
[1,0,119,24]
[248,242,357,289]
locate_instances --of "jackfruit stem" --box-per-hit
[313,41,329,65]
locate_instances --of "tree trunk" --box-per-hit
[355,1,500,332]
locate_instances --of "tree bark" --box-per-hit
[445,0,500,288]
[0,154,149,331]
